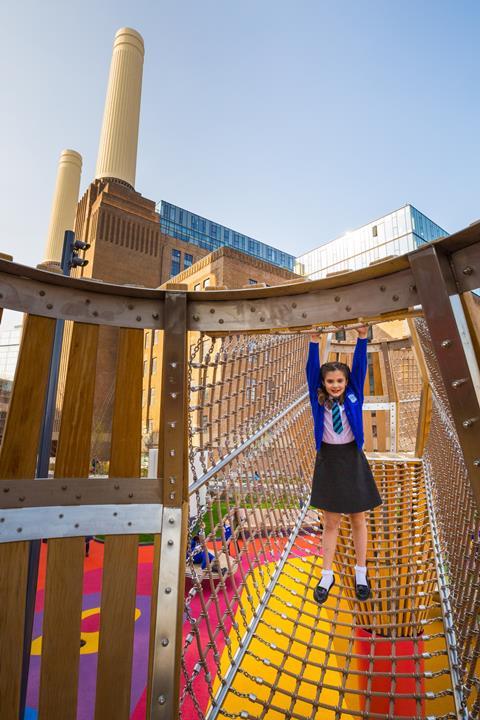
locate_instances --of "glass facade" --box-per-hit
[0,324,22,381]
[295,204,447,279]
[160,201,295,272]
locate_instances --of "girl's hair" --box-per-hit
[317,361,350,407]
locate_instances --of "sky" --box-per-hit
[0,0,479,271]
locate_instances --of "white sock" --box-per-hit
[355,565,367,585]
[318,568,334,590]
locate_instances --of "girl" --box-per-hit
[306,325,382,605]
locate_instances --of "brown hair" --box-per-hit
[317,361,351,407]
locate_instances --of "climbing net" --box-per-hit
[180,329,467,719]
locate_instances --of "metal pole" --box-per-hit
[19,230,73,719]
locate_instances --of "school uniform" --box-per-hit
[306,338,382,514]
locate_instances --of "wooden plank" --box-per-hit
[372,351,383,395]
[363,411,374,452]
[415,385,432,457]
[94,328,143,720]
[0,315,56,720]
[38,322,99,720]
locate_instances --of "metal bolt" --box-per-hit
[169,492,176,500]
[451,378,467,388]
[128,492,133,498]
[292,302,297,308]
[136,316,141,322]
[114,483,120,490]
[168,517,175,525]
[61,485,67,491]
[250,306,256,312]
[165,587,172,594]
[392,294,399,301]
[167,539,174,546]
[463,266,474,275]
[93,311,98,317]
[169,449,175,457]
[152,312,159,319]
[192,314,200,321]
[345,305,351,312]
[158,695,166,705]
[409,284,417,292]
[473,459,480,467]
[219,318,224,324]
[210,308,215,314]
[169,476,176,484]
[161,638,169,647]
[39,290,46,296]
[334,296,340,302]
[19,496,25,502]
[441,339,452,348]
[169,421,176,428]
[46,303,53,310]
[463,418,476,428]
[170,361,178,368]
[170,392,177,399]
[128,304,134,310]
[17,527,22,533]
[380,285,386,292]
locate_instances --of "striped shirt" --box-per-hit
[323,402,355,444]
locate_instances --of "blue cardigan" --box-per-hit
[306,338,368,450]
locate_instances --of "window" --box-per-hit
[184,253,193,270]
[233,233,240,247]
[178,210,183,224]
[249,279,257,284]
[210,224,218,238]
[203,277,211,288]
[152,357,157,374]
[224,229,230,241]
[191,215,197,229]
[171,248,181,277]
[194,283,201,291]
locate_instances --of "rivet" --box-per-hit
[152,312,159,319]
[161,638,169,647]
[219,319,224,324]
[250,306,256,312]
[170,392,177,399]
[392,294,399,301]
[0,518,4,522]
[59,513,64,518]
[260,317,265,322]
[61,485,67,491]
[114,483,120,490]
[85,298,91,304]
[463,266,474,275]
[136,316,141,322]
[170,361,178,368]
[170,449,175,457]
[292,302,297,309]
[158,695,166,705]
[93,311,99,317]
[169,421,176,428]
[302,312,307,318]
[128,492,133,498]
[74,523,79,528]
[380,285,386,292]
[19,496,25,502]
[463,418,476,428]
[345,305,351,312]
[473,459,480,467]
[441,339,452,348]
[210,308,215,314]
[46,303,53,310]
[451,378,467,388]
[334,296,340,302]
[169,492,176,500]
[167,539,174,546]
[113,512,118,516]
[39,290,46,296]
[3,487,9,493]
[169,476,176,484]
[127,522,132,526]
[168,517,175,525]
[128,304,134,310]
[165,587,172,594]
[193,314,200,321]
[17,527,22,533]
[75,494,81,500]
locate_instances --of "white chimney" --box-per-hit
[95,28,144,188]
[42,149,82,265]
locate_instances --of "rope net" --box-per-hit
[179,328,477,719]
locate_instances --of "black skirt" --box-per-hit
[310,441,383,513]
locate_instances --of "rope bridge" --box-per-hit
[0,231,479,719]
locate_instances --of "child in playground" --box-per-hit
[306,324,382,605]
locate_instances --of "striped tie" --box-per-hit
[332,400,343,434]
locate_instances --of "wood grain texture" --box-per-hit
[0,314,56,720]
[38,322,99,720]
[95,328,143,720]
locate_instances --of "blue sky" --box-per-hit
[0,0,479,268]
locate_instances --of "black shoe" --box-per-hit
[355,571,371,601]
[313,574,336,605]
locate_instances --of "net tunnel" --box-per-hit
[0,228,479,720]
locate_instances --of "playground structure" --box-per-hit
[0,227,479,719]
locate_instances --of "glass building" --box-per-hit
[0,324,22,381]
[159,200,295,272]
[295,204,447,279]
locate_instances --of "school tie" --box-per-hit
[332,400,343,434]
